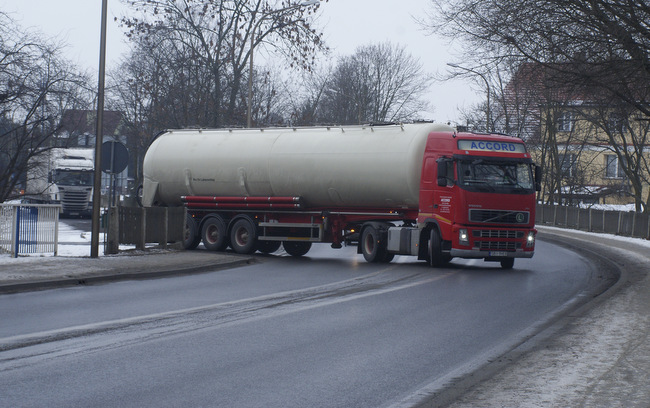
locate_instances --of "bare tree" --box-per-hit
[252,68,291,126]
[0,13,91,202]
[119,0,325,128]
[107,44,161,186]
[580,102,650,211]
[425,0,650,116]
[282,66,330,126]
[318,42,432,125]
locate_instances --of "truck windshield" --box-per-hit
[457,158,534,194]
[53,170,93,186]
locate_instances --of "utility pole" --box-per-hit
[91,0,107,258]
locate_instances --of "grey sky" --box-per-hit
[0,0,481,123]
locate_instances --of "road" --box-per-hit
[0,237,607,408]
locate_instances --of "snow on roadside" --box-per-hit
[540,225,650,249]
[448,227,650,408]
[0,221,147,262]
[1,223,101,262]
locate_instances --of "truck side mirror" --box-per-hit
[437,160,448,187]
[534,165,542,192]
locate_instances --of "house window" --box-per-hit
[607,113,626,134]
[605,155,625,179]
[557,111,574,132]
[79,133,95,147]
[559,153,577,177]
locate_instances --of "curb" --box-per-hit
[0,257,256,294]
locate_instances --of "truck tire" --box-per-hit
[257,240,282,254]
[183,214,201,250]
[230,218,258,254]
[201,216,228,251]
[283,241,312,257]
[428,229,447,267]
[361,225,389,263]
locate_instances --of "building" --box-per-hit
[504,63,650,209]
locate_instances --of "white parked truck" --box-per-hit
[142,123,540,268]
[25,148,94,217]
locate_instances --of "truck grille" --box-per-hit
[475,241,521,251]
[61,191,90,211]
[469,209,529,224]
[473,230,524,239]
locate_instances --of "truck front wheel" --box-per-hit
[230,218,258,254]
[428,229,449,267]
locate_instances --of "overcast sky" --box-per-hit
[0,0,481,123]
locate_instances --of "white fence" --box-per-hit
[0,204,61,257]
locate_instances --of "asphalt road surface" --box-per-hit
[0,239,604,407]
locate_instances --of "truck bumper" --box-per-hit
[449,248,535,259]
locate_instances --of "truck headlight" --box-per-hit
[526,231,535,248]
[459,228,469,246]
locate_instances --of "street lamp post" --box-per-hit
[91,0,108,258]
[247,0,319,128]
[447,63,491,132]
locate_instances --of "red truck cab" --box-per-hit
[418,131,540,269]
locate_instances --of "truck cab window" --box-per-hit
[457,159,534,193]
[53,170,94,186]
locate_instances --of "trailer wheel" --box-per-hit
[361,225,388,263]
[500,258,515,269]
[428,229,448,267]
[201,216,228,251]
[230,218,258,254]
[283,241,312,257]
[257,240,282,254]
[183,214,201,250]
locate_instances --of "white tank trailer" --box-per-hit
[142,123,453,209]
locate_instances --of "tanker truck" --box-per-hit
[142,123,540,268]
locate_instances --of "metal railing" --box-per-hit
[536,204,650,239]
[0,204,61,257]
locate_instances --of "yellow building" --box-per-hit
[534,104,650,208]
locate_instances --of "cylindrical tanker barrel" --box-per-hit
[142,123,453,209]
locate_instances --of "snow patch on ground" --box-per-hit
[0,220,153,263]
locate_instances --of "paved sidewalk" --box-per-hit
[0,221,254,293]
[0,249,254,293]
